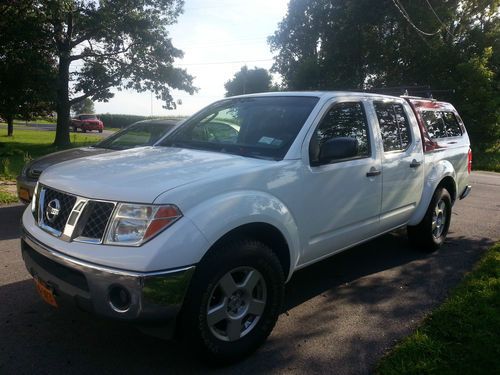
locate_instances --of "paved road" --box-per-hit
[0,171,498,374]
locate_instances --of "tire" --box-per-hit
[408,187,452,252]
[82,128,86,133]
[72,126,77,132]
[99,129,103,133]
[179,239,285,364]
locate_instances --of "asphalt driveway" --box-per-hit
[0,171,498,374]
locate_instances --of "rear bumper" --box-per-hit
[20,228,195,323]
[459,185,472,200]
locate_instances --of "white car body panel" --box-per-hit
[23,91,471,282]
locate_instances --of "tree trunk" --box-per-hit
[53,55,71,147]
[6,115,13,136]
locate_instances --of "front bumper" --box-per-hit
[21,229,195,323]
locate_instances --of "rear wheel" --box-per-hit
[408,187,452,252]
[179,239,284,364]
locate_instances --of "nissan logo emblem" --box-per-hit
[46,199,61,223]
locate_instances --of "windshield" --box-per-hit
[96,122,176,150]
[80,115,97,120]
[160,96,319,160]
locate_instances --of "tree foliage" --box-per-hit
[71,98,94,114]
[225,66,274,97]
[23,0,196,146]
[0,3,56,136]
[269,0,500,148]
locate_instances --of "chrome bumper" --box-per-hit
[20,228,195,323]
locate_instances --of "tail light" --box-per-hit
[467,148,472,174]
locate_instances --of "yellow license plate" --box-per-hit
[18,188,30,202]
[34,278,58,308]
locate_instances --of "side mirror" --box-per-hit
[318,137,359,164]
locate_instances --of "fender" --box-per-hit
[408,159,457,226]
[183,190,301,281]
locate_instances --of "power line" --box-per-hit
[391,0,441,36]
[424,0,455,38]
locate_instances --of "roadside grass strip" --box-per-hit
[377,243,500,375]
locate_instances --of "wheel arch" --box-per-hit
[200,222,292,281]
[408,160,457,226]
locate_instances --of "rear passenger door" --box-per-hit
[372,100,424,231]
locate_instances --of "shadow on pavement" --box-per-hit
[0,204,25,241]
[0,229,493,374]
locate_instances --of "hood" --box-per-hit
[81,119,101,124]
[25,147,112,177]
[39,147,271,203]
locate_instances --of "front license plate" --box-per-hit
[18,188,30,202]
[34,278,58,308]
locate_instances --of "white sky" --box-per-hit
[93,0,289,117]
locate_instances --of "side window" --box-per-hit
[374,102,412,152]
[310,102,370,163]
[442,112,462,137]
[421,111,447,139]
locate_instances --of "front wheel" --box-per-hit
[179,239,285,364]
[408,187,452,252]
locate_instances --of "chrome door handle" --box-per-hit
[410,160,421,168]
[366,168,382,177]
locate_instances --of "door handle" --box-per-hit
[366,168,382,177]
[410,160,421,168]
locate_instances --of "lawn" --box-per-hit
[474,144,500,173]
[377,242,500,375]
[0,129,100,179]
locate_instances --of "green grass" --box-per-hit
[0,129,100,178]
[0,188,18,204]
[377,243,500,375]
[474,144,500,173]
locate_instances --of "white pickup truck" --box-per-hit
[21,92,472,363]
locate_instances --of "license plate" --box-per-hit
[18,188,30,202]
[34,278,58,308]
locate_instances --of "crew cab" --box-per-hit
[71,114,104,133]
[20,92,471,363]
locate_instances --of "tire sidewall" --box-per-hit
[181,240,284,363]
[428,188,452,246]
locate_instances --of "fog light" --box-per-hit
[109,285,131,312]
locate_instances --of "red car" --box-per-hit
[71,114,104,133]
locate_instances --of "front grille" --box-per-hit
[34,185,116,243]
[41,187,77,233]
[79,201,115,240]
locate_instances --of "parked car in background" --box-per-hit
[71,114,104,133]
[16,119,178,202]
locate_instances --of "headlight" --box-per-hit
[104,203,182,246]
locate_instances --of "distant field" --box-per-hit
[0,129,100,179]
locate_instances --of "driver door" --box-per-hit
[299,99,382,266]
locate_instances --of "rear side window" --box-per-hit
[374,102,412,152]
[442,112,462,137]
[421,111,447,139]
[310,102,370,163]
[420,110,463,139]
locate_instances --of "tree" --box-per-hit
[32,0,195,146]
[71,98,95,115]
[269,0,500,148]
[225,66,274,97]
[0,3,56,136]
